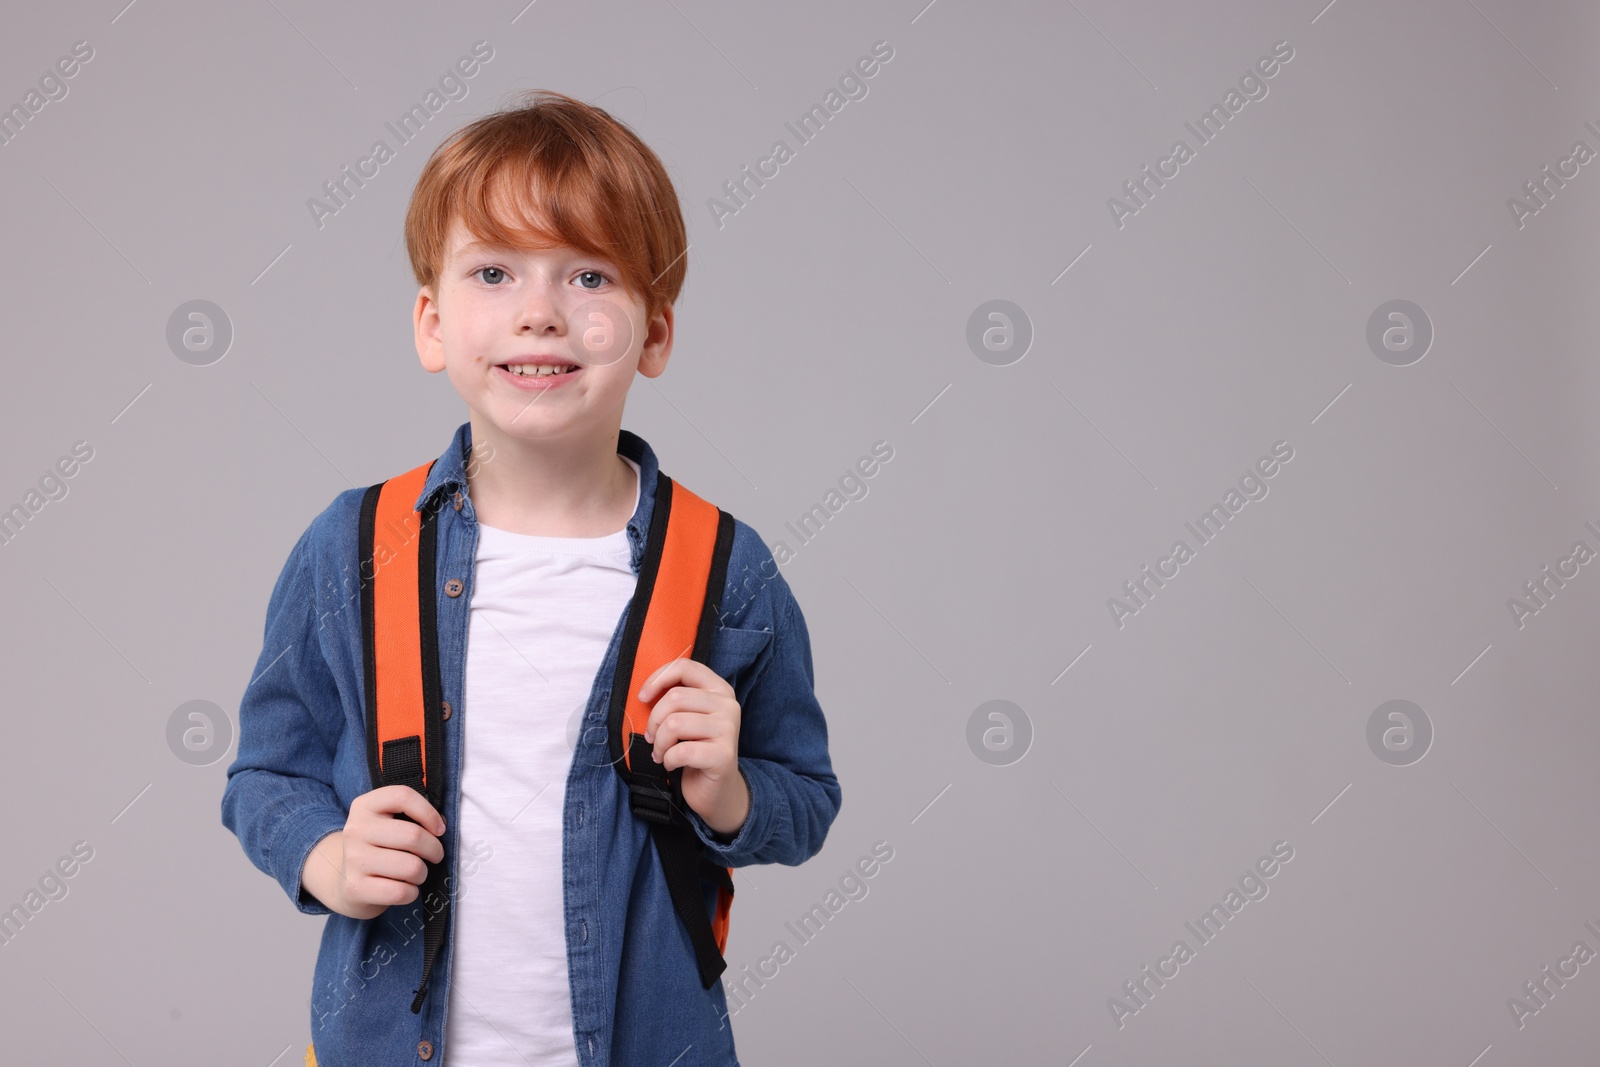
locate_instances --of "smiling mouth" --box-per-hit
[498,363,580,378]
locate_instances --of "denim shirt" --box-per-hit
[220,420,842,1067]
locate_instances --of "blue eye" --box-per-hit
[576,270,608,290]
[476,266,506,285]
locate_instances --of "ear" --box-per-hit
[636,302,674,379]
[415,287,445,372]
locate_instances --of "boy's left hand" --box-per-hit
[638,657,749,838]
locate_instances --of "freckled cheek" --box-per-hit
[445,317,497,363]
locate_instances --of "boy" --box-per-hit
[221,89,841,1067]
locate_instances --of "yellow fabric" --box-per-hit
[305,1043,316,1067]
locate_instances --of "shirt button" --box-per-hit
[445,578,463,597]
[441,700,452,721]
[452,490,464,511]
[417,1039,434,1059]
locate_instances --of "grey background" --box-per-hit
[2,0,1597,1063]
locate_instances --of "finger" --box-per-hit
[650,709,722,761]
[637,655,715,705]
[637,656,683,703]
[363,785,446,835]
[354,868,426,909]
[660,739,722,773]
[362,816,446,865]
[643,680,722,742]
[352,844,432,888]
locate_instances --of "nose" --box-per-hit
[514,281,563,335]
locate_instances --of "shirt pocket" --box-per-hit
[704,625,773,695]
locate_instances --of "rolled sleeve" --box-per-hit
[685,757,783,860]
[685,582,840,866]
[220,525,352,915]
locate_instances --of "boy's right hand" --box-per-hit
[315,786,447,920]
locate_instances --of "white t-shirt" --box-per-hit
[444,456,641,1066]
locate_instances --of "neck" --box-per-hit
[464,411,636,537]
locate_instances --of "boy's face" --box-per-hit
[414,217,672,443]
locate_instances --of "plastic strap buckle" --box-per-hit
[626,731,677,825]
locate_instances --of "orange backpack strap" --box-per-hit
[358,459,451,1014]
[359,459,739,1002]
[607,471,739,989]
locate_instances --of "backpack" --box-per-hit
[357,457,737,1016]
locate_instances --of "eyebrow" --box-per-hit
[452,239,512,259]
[449,240,616,270]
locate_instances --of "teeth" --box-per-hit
[505,363,576,377]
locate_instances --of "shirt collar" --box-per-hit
[413,420,661,570]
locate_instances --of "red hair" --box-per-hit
[404,89,687,321]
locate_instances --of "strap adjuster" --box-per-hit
[626,732,678,825]
[629,779,676,824]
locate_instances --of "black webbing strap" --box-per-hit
[407,489,448,1015]
[374,733,450,1014]
[628,733,732,989]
